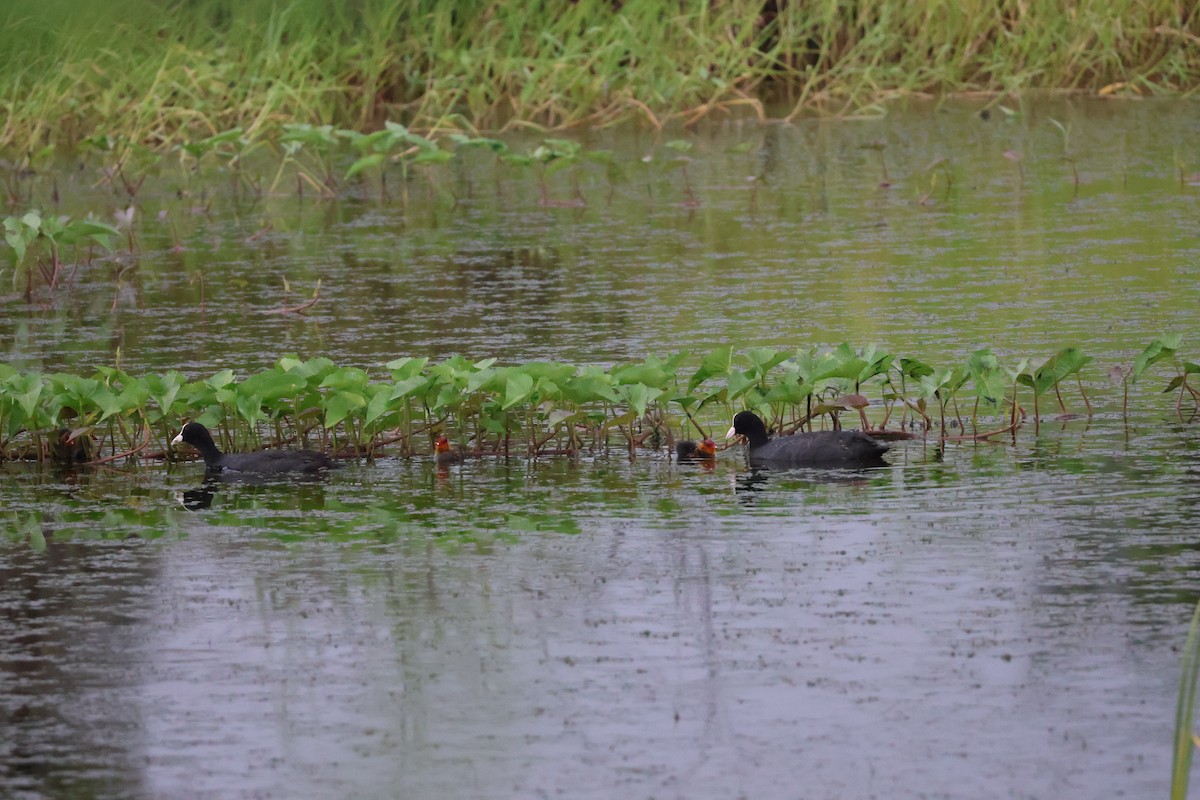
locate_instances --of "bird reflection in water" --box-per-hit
[733,464,885,505]
[177,472,330,512]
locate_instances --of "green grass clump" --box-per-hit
[1,0,1199,154]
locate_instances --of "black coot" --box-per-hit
[676,438,717,461]
[172,422,337,474]
[726,411,889,468]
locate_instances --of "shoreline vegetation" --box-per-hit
[2,0,1198,155]
[0,337,1193,465]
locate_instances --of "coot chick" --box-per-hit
[433,435,463,464]
[50,428,95,465]
[172,422,337,474]
[726,411,889,468]
[676,438,717,462]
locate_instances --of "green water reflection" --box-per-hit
[2,97,1198,382]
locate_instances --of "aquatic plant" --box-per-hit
[0,339,1193,465]
[662,140,700,208]
[343,122,454,204]
[917,156,954,207]
[181,128,248,168]
[1131,334,1200,419]
[3,210,122,298]
[1016,346,1094,428]
[527,139,587,208]
[447,134,513,199]
[271,123,342,197]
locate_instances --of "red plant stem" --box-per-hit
[1076,373,1092,416]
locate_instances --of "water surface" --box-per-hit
[3,97,1200,798]
[3,96,1198,375]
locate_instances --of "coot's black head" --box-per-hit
[727,411,770,446]
[172,422,219,454]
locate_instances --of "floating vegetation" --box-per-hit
[0,338,1194,465]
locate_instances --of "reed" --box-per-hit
[1172,598,1200,800]
[2,0,1198,154]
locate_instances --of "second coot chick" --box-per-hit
[50,428,95,465]
[433,435,463,464]
[676,438,718,462]
[172,422,337,474]
[727,411,888,468]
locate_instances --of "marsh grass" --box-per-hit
[2,0,1198,154]
[1172,598,1200,800]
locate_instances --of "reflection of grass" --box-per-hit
[1171,598,1200,800]
[2,508,183,546]
[0,478,587,550]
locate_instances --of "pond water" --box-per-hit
[3,96,1200,798]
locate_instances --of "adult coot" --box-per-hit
[172,422,337,474]
[676,438,717,462]
[433,435,463,464]
[726,411,889,468]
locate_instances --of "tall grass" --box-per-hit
[1172,599,1200,800]
[1,0,1198,153]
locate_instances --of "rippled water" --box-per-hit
[4,96,1199,375]
[3,415,1199,798]
[3,97,1200,798]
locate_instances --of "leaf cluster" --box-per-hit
[0,337,1194,464]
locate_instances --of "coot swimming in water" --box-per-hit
[433,435,463,464]
[676,438,718,462]
[172,422,337,474]
[726,411,888,468]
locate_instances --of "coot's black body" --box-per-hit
[726,411,888,468]
[676,438,717,462]
[172,422,337,474]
